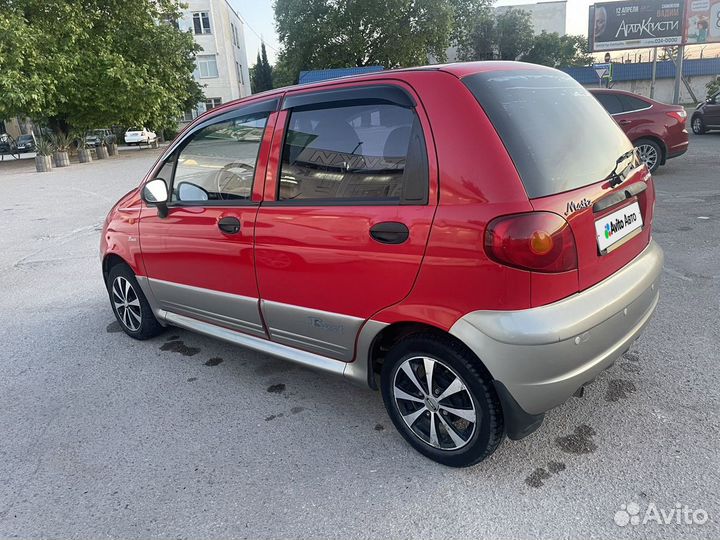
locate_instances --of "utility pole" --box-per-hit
[672,45,685,104]
[650,47,658,99]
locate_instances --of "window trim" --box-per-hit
[273,92,429,207]
[192,11,211,34]
[149,99,280,208]
[196,54,219,79]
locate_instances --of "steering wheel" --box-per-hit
[214,162,255,200]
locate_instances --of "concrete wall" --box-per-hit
[584,75,714,104]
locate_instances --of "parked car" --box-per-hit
[589,88,688,173]
[124,127,157,145]
[85,129,114,147]
[0,133,17,154]
[102,62,663,467]
[690,91,720,134]
[16,134,37,153]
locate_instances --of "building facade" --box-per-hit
[180,0,252,123]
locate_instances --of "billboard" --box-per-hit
[684,0,720,43]
[589,0,685,51]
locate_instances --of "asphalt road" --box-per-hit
[0,134,718,539]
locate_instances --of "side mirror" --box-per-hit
[142,178,169,218]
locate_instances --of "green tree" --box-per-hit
[274,0,454,83]
[465,8,534,61]
[707,76,720,99]
[251,42,274,93]
[523,32,593,68]
[448,0,493,61]
[0,0,203,135]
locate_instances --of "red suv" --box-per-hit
[102,62,663,467]
[590,88,688,173]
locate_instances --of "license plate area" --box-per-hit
[595,201,643,254]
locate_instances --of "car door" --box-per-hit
[138,99,278,337]
[254,83,437,361]
[705,94,720,127]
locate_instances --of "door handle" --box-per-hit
[618,119,632,125]
[218,216,241,234]
[370,222,409,244]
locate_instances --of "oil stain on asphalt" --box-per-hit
[555,425,597,454]
[159,340,200,356]
[267,383,286,394]
[525,461,566,488]
[605,379,637,402]
[204,357,223,367]
[106,321,122,333]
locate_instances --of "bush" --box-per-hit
[707,76,720,99]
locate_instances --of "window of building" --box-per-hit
[231,23,237,46]
[171,112,270,202]
[192,12,211,34]
[205,98,222,110]
[181,109,196,122]
[278,102,428,203]
[196,55,219,78]
[236,62,244,85]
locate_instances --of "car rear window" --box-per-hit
[462,68,633,198]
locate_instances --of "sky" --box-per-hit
[231,0,718,67]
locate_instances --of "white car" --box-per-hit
[124,127,157,145]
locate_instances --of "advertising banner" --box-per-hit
[589,0,685,51]
[684,0,720,43]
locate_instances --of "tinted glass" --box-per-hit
[618,95,650,112]
[18,135,33,142]
[594,93,624,114]
[171,112,268,202]
[463,69,633,198]
[278,103,427,203]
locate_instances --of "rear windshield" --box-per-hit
[462,68,633,198]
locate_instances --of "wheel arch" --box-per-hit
[634,135,667,165]
[367,321,494,390]
[102,253,132,286]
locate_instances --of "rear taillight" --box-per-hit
[666,110,687,122]
[485,212,578,273]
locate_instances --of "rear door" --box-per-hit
[705,94,720,127]
[254,82,437,361]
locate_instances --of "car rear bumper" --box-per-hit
[450,240,663,438]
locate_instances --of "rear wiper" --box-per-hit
[605,149,636,188]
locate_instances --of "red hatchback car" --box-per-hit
[102,62,663,467]
[589,88,688,173]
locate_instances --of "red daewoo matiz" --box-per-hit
[102,62,663,467]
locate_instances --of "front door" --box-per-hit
[138,102,276,337]
[255,83,437,361]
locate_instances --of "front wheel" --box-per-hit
[107,264,164,340]
[380,334,504,467]
[691,115,706,135]
[634,139,662,173]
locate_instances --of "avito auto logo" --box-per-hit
[604,211,638,239]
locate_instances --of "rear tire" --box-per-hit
[691,115,706,135]
[107,264,164,340]
[380,334,504,467]
[634,138,662,173]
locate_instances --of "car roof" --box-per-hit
[203,61,554,121]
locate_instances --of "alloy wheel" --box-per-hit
[635,144,658,171]
[112,276,142,331]
[392,356,478,450]
[692,117,703,134]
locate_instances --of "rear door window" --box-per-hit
[594,93,624,115]
[462,69,633,198]
[278,101,428,204]
[618,95,651,112]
